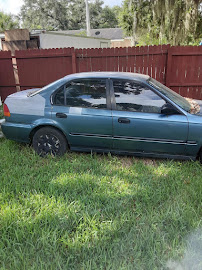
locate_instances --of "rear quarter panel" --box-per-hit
[2,91,53,142]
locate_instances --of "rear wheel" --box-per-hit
[33,127,67,157]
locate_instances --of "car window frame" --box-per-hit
[147,79,187,116]
[109,78,183,115]
[51,85,65,107]
[51,78,112,110]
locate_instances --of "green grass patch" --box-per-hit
[0,138,201,269]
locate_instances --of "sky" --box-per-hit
[0,0,24,15]
[0,0,123,15]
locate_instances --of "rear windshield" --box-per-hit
[29,78,65,97]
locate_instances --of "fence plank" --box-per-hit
[15,48,73,88]
[0,51,16,101]
[166,46,202,99]
[71,48,76,73]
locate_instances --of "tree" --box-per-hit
[119,0,202,45]
[0,12,19,32]
[97,5,120,28]
[20,0,71,30]
[152,0,202,45]
[90,3,120,29]
[119,0,151,45]
[20,0,120,30]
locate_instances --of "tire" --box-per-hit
[33,127,67,157]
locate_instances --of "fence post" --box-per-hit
[71,48,76,73]
[165,45,172,88]
[12,52,20,92]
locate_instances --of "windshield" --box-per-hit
[148,78,192,113]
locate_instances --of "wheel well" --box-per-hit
[30,125,69,146]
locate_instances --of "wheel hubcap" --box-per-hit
[37,134,60,156]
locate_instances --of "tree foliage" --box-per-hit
[92,5,121,28]
[0,12,19,32]
[20,0,120,30]
[119,0,202,45]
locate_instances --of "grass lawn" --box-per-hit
[0,138,201,269]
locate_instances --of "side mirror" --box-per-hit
[161,103,179,115]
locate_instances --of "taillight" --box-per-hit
[3,103,10,117]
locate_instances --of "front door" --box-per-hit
[111,79,188,155]
[51,78,113,150]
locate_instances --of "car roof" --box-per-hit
[63,72,150,82]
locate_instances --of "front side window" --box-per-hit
[113,80,166,113]
[148,78,194,113]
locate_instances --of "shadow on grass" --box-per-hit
[0,139,201,269]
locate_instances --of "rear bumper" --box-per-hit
[1,121,32,143]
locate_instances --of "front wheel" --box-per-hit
[33,127,67,157]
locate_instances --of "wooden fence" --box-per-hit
[0,45,202,101]
[0,51,16,100]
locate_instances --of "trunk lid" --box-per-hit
[7,88,40,99]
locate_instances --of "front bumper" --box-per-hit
[1,121,32,143]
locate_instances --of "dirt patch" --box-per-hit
[116,156,134,168]
[142,158,157,166]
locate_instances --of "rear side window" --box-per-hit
[53,79,107,109]
[54,87,65,105]
[113,80,165,113]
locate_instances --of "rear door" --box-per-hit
[111,79,188,155]
[51,78,113,150]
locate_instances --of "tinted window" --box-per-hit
[54,87,64,105]
[113,80,165,113]
[148,78,191,113]
[65,79,107,109]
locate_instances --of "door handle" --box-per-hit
[118,117,130,124]
[56,113,67,118]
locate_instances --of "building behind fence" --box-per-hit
[0,45,202,101]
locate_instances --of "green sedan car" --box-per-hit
[2,72,202,162]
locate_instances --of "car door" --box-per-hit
[51,78,113,150]
[111,79,189,155]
